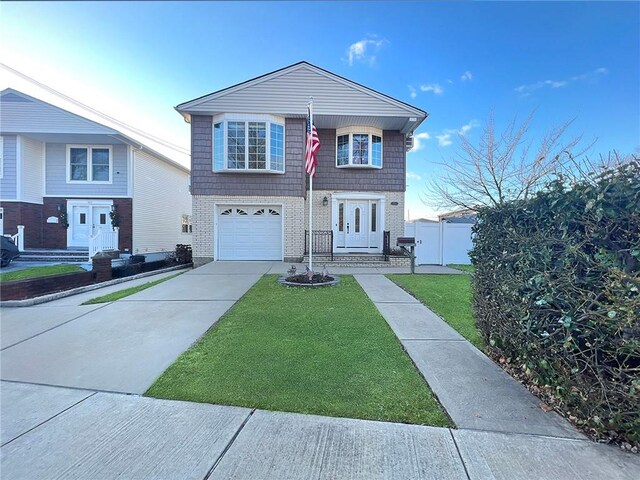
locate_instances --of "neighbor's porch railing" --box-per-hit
[304,230,333,261]
[89,227,119,261]
[4,225,25,251]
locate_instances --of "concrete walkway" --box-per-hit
[0,262,273,393]
[2,262,638,479]
[354,274,584,439]
[2,381,637,479]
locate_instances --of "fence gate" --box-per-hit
[405,222,473,265]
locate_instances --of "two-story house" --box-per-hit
[176,62,426,266]
[0,88,192,256]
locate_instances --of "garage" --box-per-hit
[217,205,283,260]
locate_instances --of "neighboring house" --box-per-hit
[438,208,477,224]
[0,88,191,254]
[177,61,426,266]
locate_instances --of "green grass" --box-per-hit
[448,264,475,273]
[81,272,184,304]
[388,274,485,351]
[146,275,451,427]
[0,264,85,282]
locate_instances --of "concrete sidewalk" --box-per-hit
[355,275,583,439]
[2,381,637,479]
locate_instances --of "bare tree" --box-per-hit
[423,112,589,212]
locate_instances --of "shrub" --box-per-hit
[470,161,639,445]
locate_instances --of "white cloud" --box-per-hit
[436,133,453,147]
[347,36,387,66]
[408,85,417,99]
[458,119,480,135]
[420,83,443,95]
[460,71,473,82]
[516,67,608,94]
[411,132,431,151]
[406,172,422,181]
[435,120,479,148]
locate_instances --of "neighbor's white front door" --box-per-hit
[67,201,112,248]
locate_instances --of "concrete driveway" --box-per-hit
[0,262,276,394]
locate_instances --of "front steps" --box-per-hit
[15,248,90,263]
[300,253,408,268]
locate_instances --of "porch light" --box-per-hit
[322,196,328,207]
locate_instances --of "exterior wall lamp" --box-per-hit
[322,196,329,207]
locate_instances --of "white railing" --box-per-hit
[4,225,25,251]
[89,227,119,261]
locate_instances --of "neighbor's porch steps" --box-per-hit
[15,248,89,263]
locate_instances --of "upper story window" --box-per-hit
[336,126,383,169]
[212,114,285,173]
[67,145,112,183]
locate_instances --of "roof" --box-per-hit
[176,61,427,134]
[0,88,190,174]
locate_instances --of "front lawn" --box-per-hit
[146,275,451,427]
[0,264,85,282]
[388,274,485,351]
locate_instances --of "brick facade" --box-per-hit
[192,195,305,266]
[0,202,43,248]
[305,190,405,248]
[1,198,132,250]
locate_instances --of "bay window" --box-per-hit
[213,115,285,173]
[336,127,383,168]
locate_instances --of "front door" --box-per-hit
[68,202,112,248]
[346,201,369,248]
[334,197,383,253]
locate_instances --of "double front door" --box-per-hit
[67,201,112,248]
[334,199,381,252]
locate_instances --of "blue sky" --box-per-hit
[1,1,638,219]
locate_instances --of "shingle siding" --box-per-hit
[191,118,406,196]
[190,116,306,197]
[311,129,405,192]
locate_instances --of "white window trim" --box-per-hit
[212,114,285,174]
[66,145,113,184]
[335,126,383,169]
[181,214,192,234]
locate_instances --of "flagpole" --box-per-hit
[308,98,314,273]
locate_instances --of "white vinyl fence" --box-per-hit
[405,222,473,265]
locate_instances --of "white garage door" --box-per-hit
[217,205,282,260]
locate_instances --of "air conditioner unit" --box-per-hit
[405,135,414,152]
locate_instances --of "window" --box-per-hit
[355,208,361,232]
[212,115,285,173]
[67,146,112,183]
[181,214,192,233]
[335,127,383,168]
[338,203,344,231]
[371,203,377,232]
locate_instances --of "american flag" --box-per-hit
[305,107,320,176]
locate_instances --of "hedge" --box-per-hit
[470,161,639,445]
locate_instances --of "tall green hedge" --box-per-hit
[470,161,639,445]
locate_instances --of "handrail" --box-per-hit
[304,230,333,261]
[89,227,119,261]
[5,225,25,251]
